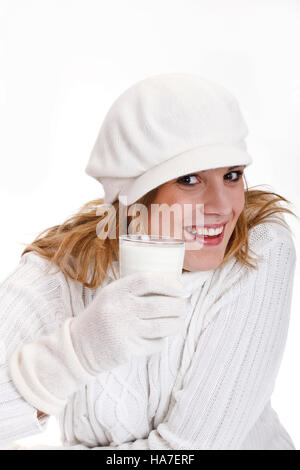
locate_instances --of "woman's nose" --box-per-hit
[201,184,233,214]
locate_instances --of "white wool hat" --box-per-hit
[85,73,253,206]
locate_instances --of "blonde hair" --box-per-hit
[20,176,299,289]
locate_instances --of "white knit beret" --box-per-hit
[85,73,253,206]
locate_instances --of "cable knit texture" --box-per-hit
[0,221,297,450]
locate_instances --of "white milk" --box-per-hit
[119,234,185,279]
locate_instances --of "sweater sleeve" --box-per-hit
[0,253,69,448]
[21,228,297,451]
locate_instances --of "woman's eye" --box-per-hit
[177,170,244,186]
[224,170,244,182]
[177,175,198,185]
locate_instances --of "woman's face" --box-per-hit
[146,165,246,272]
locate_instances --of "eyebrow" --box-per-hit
[202,165,244,173]
[227,165,245,171]
[190,165,245,175]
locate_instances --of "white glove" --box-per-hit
[8,271,187,417]
[70,270,187,375]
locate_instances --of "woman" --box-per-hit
[0,73,298,450]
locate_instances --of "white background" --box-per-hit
[0,0,299,449]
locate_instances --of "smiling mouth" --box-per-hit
[184,223,227,238]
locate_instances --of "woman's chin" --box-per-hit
[183,257,223,272]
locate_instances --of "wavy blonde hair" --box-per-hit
[20,175,299,289]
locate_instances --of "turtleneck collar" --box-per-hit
[180,268,213,297]
[106,260,213,298]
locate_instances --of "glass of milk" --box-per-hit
[119,234,186,279]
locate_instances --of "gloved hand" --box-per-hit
[70,270,188,375]
[8,271,187,417]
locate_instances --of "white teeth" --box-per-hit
[185,225,224,236]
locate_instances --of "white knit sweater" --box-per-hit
[0,221,297,450]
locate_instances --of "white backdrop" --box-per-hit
[0,0,299,449]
